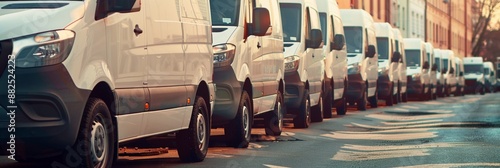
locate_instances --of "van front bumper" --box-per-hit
[406,76,425,95]
[284,71,305,114]
[212,67,243,126]
[0,64,90,159]
[377,74,393,98]
[464,79,483,94]
[345,73,365,101]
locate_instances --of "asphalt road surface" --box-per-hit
[2,93,500,168]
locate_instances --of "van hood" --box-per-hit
[406,67,422,76]
[0,1,84,41]
[212,26,237,45]
[464,73,484,80]
[283,42,300,57]
[347,53,363,65]
[378,59,389,69]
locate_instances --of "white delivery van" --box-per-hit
[483,61,497,93]
[424,43,438,99]
[403,38,431,100]
[463,57,485,94]
[210,0,285,146]
[0,0,216,166]
[316,0,348,117]
[279,0,324,127]
[374,22,399,106]
[392,28,408,102]
[434,49,446,97]
[455,57,465,96]
[340,9,379,111]
[441,50,457,96]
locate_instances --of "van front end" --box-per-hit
[345,63,365,102]
[406,74,426,97]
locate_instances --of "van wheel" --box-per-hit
[386,82,394,106]
[368,90,378,108]
[402,91,408,102]
[480,85,485,95]
[311,93,324,122]
[225,91,252,148]
[396,81,402,103]
[72,98,115,168]
[294,89,311,128]
[322,86,334,119]
[335,96,347,115]
[357,89,367,111]
[264,91,284,136]
[177,96,209,162]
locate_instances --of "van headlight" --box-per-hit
[15,30,75,68]
[284,55,300,72]
[213,44,236,67]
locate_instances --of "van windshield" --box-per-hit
[210,0,240,26]
[434,58,441,72]
[280,3,302,42]
[464,65,483,74]
[443,59,449,71]
[405,50,420,67]
[344,26,363,54]
[484,67,489,74]
[376,37,389,59]
[319,13,327,46]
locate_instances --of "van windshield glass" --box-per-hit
[280,3,302,42]
[443,59,449,71]
[376,38,389,59]
[210,0,240,26]
[435,58,441,72]
[464,65,483,74]
[484,68,489,74]
[405,50,420,67]
[344,26,362,54]
[319,13,327,46]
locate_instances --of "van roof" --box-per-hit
[340,9,373,27]
[424,42,434,53]
[403,38,424,50]
[279,0,316,6]
[374,22,394,37]
[316,0,340,15]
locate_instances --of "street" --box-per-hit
[2,93,500,168]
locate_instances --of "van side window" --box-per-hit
[329,16,335,51]
[244,0,254,39]
[364,29,369,54]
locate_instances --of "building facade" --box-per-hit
[426,0,451,50]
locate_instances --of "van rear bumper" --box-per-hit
[0,64,90,159]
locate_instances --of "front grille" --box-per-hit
[0,40,13,75]
[465,79,476,86]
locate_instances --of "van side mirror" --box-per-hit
[331,34,345,50]
[252,8,271,36]
[491,71,495,76]
[431,64,438,71]
[307,29,323,49]
[391,51,401,63]
[459,72,464,76]
[108,0,141,13]
[366,45,376,58]
[449,67,455,74]
[422,61,430,69]
[442,68,447,74]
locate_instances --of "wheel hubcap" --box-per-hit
[196,111,206,150]
[91,115,107,164]
[242,105,250,139]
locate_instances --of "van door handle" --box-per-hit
[257,42,261,49]
[134,24,143,36]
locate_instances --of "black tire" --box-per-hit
[70,98,115,168]
[264,91,284,136]
[368,88,378,108]
[397,81,402,103]
[402,91,408,102]
[294,89,311,128]
[311,92,325,122]
[177,96,210,162]
[323,86,334,119]
[480,85,486,95]
[225,91,252,148]
[386,82,394,106]
[445,84,450,97]
[357,89,367,111]
[335,96,347,115]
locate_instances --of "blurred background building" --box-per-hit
[337,0,476,58]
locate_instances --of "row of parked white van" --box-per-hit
[1,0,496,167]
